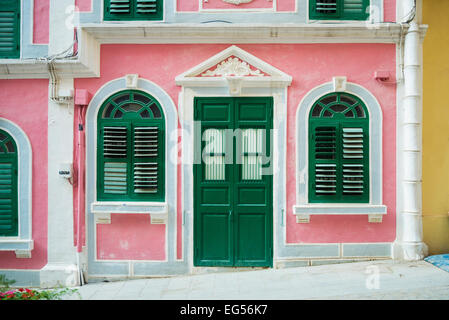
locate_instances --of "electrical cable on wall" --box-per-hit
[44,29,79,103]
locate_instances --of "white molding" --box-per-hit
[79,23,414,44]
[0,24,428,79]
[15,249,32,259]
[0,29,100,79]
[0,239,34,258]
[293,204,388,223]
[176,45,292,92]
[293,204,387,214]
[0,118,33,257]
[176,45,292,270]
[333,76,347,91]
[91,202,169,224]
[85,76,180,276]
[393,2,428,260]
[294,81,386,223]
[125,74,139,88]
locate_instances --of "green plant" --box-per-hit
[0,287,80,300]
[0,274,16,292]
[0,275,80,300]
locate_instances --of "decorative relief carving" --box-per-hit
[200,57,265,77]
[221,0,254,5]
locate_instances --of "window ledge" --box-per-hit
[293,204,387,223]
[91,201,168,224]
[0,239,34,258]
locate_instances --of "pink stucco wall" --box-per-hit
[277,0,296,12]
[283,44,397,243]
[202,0,273,10]
[384,0,396,22]
[75,0,92,12]
[97,215,166,260]
[33,0,50,44]
[177,0,199,12]
[178,0,296,11]
[177,0,395,17]
[75,43,396,261]
[0,79,48,269]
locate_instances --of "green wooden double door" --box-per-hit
[193,97,273,267]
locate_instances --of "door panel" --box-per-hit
[194,97,273,267]
[235,213,267,265]
[200,212,232,264]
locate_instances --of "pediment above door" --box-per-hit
[175,45,292,94]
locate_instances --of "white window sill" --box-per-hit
[293,204,387,223]
[91,201,168,224]
[0,239,34,258]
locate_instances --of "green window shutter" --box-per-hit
[101,125,129,195]
[308,92,369,203]
[104,0,132,20]
[342,0,369,20]
[97,90,165,202]
[309,124,338,200]
[0,0,20,59]
[0,130,18,237]
[310,0,340,20]
[132,125,164,200]
[341,126,369,200]
[310,0,369,20]
[104,0,163,21]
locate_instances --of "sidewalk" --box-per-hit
[67,260,449,300]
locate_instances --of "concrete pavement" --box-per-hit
[65,260,449,300]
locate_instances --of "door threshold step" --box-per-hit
[191,266,269,275]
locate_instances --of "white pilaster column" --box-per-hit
[394,0,428,260]
[40,0,79,287]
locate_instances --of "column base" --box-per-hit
[40,263,80,288]
[392,241,428,261]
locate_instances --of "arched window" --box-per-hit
[0,129,18,236]
[97,90,165,202]
[309,92,369,203]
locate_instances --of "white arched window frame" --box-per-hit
[85,76,180,276]
[0,118,33,258]
[293,79,387,223]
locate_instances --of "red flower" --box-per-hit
[25,288,32,293]
[18,288,25,292]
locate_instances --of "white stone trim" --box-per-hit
[91,201,168,224]
[392,1,428,260]
[294,81,386,223]
[293,204,387,223]
[176,45,292,269]
[79,23,410,45]
[176,45,292,89]
[85,76,179,276]
[0,118,33,258]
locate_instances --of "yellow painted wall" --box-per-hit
[422,0,449,254]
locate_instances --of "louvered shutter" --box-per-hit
[0,161,17,236]
[341,126,369,201]
[310,124,338,199]
[135,0,160,17]
[342,0,369,20]
[104,0,162,21]
[101,126,129,195]
[104,0,132,20]
[133,126,159,194]
[309,123,368,203]
[0,0,20,59]
[98,90,165,202]
[310,0,339,18]
[310,0,368,20]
